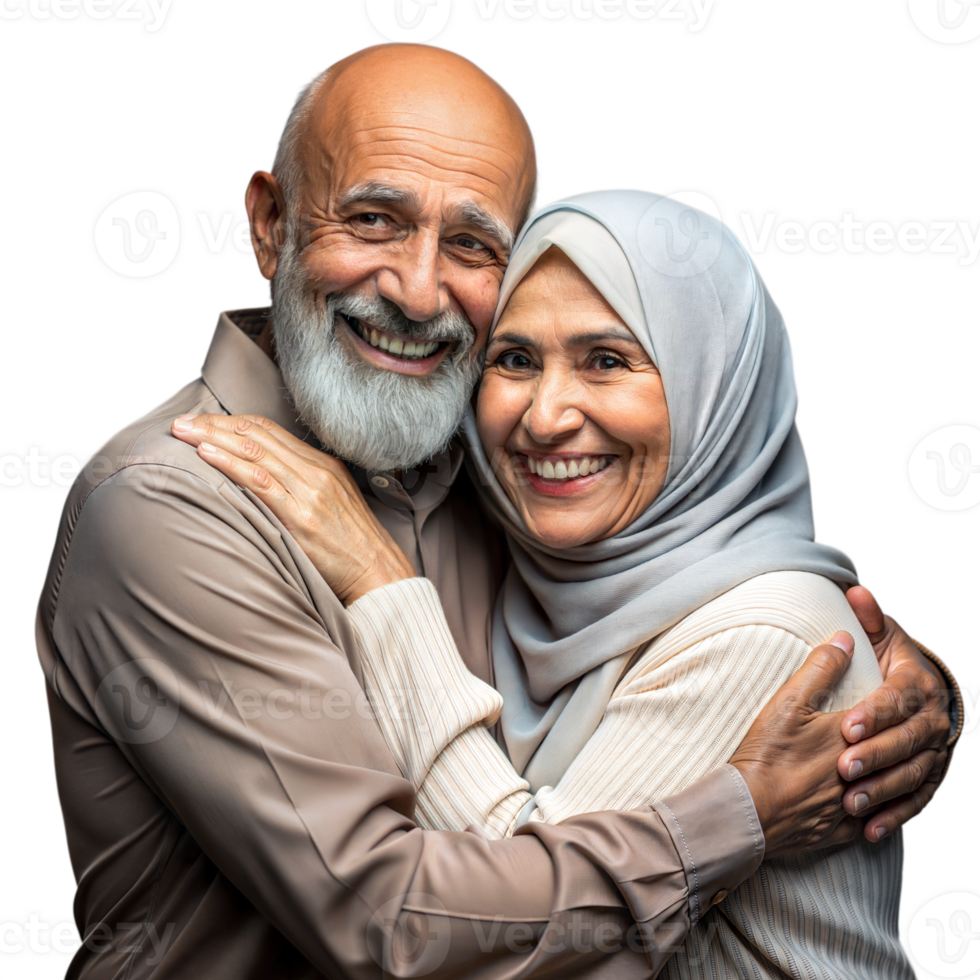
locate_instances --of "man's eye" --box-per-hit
[451,236,491,254]
[353,213,386,227]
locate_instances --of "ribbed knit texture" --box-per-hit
[347,571,913,979]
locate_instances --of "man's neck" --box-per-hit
[256,321,276,363]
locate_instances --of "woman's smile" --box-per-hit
[477,245,670,548]
[513,452,617,496]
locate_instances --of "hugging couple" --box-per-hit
[41,45,959,979]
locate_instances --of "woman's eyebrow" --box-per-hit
[564,328,641,346]
[490,332,536,347]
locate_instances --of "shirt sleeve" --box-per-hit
[48,465,764,978]
[349,576,765,935]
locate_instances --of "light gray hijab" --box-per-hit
[461,190,858,794]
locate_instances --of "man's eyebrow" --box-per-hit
[448,201,515,254]
[336,181,421,213]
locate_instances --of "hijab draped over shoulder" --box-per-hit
[461,191,858,793]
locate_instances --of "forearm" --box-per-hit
[348,577,532,836]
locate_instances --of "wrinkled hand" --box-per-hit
[171,413,415,605]
[837,586,951,843]
[730,632,863,858]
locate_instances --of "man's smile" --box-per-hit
[338,312,454,376]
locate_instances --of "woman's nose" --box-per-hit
[524,371,587,444]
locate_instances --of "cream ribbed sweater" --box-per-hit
[348,571,913,979]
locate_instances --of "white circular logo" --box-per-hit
[908,424,980,511]
[365,0,452,41]
[94,191,180,278]
[909,0,980,43]
[908,892,980,978]
[367,893,451,975]
[95,659,180,744]
[638,191,724,279]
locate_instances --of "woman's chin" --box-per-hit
[523,516,610,550]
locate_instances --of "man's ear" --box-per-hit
[246,171,287,281]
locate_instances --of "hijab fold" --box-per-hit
[461,192,857,792]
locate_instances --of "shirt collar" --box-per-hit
[201,308,309,439]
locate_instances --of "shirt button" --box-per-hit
[371,476,389,489]
[710,889,728,905]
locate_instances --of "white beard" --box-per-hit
[271,236,481,472]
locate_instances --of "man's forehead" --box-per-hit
[298,56,533,221]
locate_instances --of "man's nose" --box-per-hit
[375,232,448,323]
[524,370,587,444]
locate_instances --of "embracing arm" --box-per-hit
[49,462,773,978]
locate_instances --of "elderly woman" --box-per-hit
[180,192,916,978]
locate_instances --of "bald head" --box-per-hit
[273,45,536,233]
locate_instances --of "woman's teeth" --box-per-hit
[344,315,441,360]
[524,456,610,480]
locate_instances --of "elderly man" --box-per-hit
[40,45,958,979]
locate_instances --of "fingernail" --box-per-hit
[874,826,887,841]
[853,792,870,813]
[173,414,198,432]
[847,760,863,779]
[848,724,866,742]
[829,631,854,656]
[200,442,218,455]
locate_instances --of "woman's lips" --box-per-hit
[515,453,616,497]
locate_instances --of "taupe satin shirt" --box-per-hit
[38,309,766,979]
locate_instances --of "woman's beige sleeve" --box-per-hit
[347,577,531,839]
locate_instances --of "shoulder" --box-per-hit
[621,573,882,704]
[40,378,242,631]
[660,571,865,652]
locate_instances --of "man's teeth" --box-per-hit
[524,456,610,480]
[345,316,441,360]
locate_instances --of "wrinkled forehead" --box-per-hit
[300,58,535,216]
[493,210,649,352]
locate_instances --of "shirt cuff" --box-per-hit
[651,764,764,927]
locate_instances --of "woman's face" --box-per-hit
[477,247,671,549]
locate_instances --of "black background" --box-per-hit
[0,0,980,977]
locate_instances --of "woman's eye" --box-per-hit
[593,355,624,370]
[497,352,533,370]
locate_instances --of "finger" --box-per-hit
[861,776,941,842]
[172,412,279,446]
[841,661,947,747]
[782,633,855,709]
[196,441,286,503]
[842,749,940,814]
[844,586,886,644]
[840,701,948,780]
